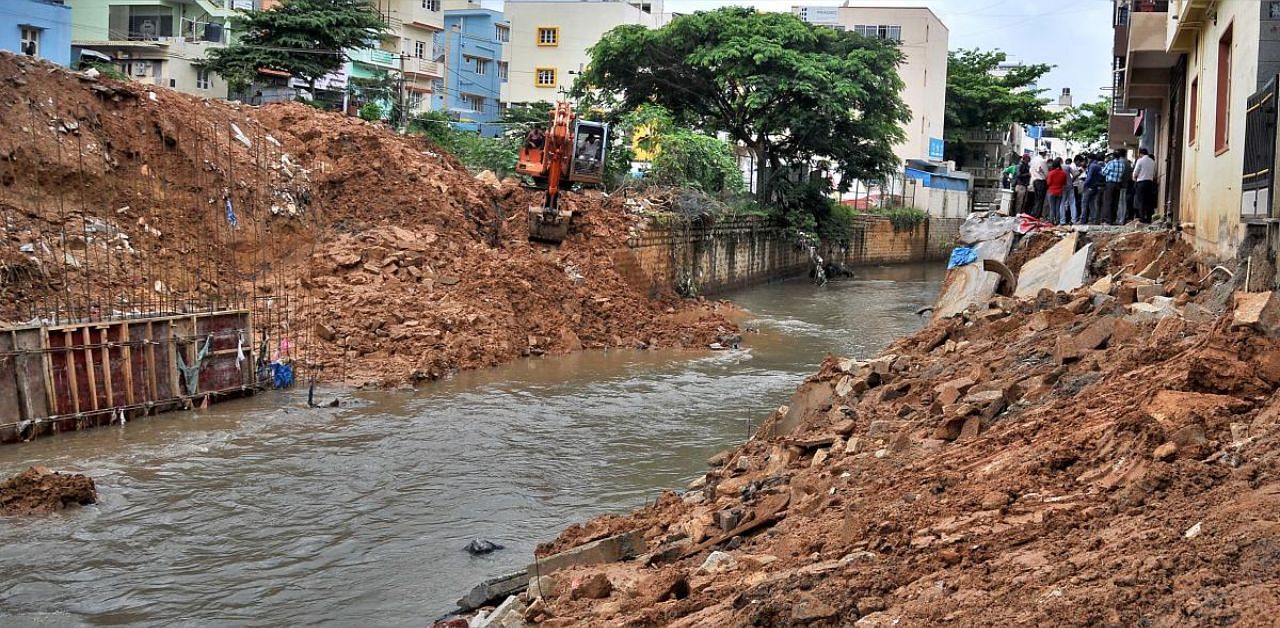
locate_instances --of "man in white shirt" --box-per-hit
[1132,147,1157,223]
[1027,149,1048,217]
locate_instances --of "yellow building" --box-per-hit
[501,0,666,104]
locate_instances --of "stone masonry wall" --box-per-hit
[613,215,963,297]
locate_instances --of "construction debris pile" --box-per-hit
[0,52,735,387]
[1,465,97,515]
[450,228,1280,627]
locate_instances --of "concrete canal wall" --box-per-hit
[615,215,963,296]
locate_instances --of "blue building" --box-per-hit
[440,7,508,136]
[1,0,72,66]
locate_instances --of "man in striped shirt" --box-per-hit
[1102,150,1129,225]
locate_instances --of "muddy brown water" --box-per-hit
[0,264,944,626]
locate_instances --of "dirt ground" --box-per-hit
[477,230,1280,627]
[0,465,97,515]
[0,53,736,387]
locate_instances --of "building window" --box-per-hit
[414,40,425,59]
[408,91,424,111]
[1213,24,1233,154]
[498,102,508,116]
[852,24,901,41]
[535,67,556,88]
[1215,24,1233,154]
[498,61,508,82]
[20,27,40,57]
[474,57,489,76]
[463,93,484,112]
[1189,77,1199,145]
[495,24,510,43]
[196,68,210,90]
[537,27,559,46]
[422,0,440,11]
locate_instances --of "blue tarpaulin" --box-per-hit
[271,362,294,389]
[947,246,978,269]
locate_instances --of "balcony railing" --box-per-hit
[403,58,442,77]
[348,47,398,69]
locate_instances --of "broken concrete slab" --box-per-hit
[934,232,1015,320]
[1232,291,1280,332]
[457,569,529,612]
[473,594,527,628]
[1015,233,1080,298]
[526,530,645,577]
[1056,242,1094,293]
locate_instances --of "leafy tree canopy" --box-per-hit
[624,107,743,194]
[577,8,910,201]
[204,0,387,93]
[1057,97,1111,154]
[945,48,1056,148]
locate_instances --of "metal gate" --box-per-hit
[1242,76,1278,220]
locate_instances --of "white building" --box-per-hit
[68,0,243,97]
[793,3,949,165]
[501,0,665,104]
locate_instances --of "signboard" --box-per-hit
[796,7,841,26]
[1027,125,1045,140]
[232,0,254,10]
[290,66,349,92]
[928,137,945,160]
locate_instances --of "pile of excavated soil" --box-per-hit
[0,52,735,386]
[0,466,97,515]
[487,231,1280,626]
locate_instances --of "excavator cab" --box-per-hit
[516,102,608,244]
[568,121,607,184]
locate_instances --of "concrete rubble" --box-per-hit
[438,229,1280,626]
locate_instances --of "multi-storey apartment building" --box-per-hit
[440,2,507,130]
[3,0,73,66]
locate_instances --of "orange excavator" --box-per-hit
[516,101,608,243]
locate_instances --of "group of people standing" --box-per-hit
[1003,147,1158,225]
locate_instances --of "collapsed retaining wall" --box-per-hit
[614,215,962,296]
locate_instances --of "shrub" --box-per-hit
[869,206,927,231]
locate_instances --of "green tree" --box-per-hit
[1057,98,1111,154]
[945,49,1056,163]
[203,0,387,94]
[577,8,910,202]
[644,129,743,194]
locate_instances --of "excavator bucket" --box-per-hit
[527,206,573,243]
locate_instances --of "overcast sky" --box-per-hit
[662,0,1116,108]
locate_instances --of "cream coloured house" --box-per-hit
[793,3,949,165]
[501,0,665,104]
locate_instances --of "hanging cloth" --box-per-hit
[176,334,214,396]
[225,196,239,229]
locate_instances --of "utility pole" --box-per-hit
[398,52,407,130]
[442,24,456,114]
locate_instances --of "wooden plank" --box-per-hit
[41,328,55,416]
[0,332,21,422]
[120,323,135,406]
[99,326,115,409]
[82,326,99,411]
[13,329,51,421]
[145,321,158,402]
[64,330,80,414]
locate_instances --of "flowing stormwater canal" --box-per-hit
[0,264,944,626]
